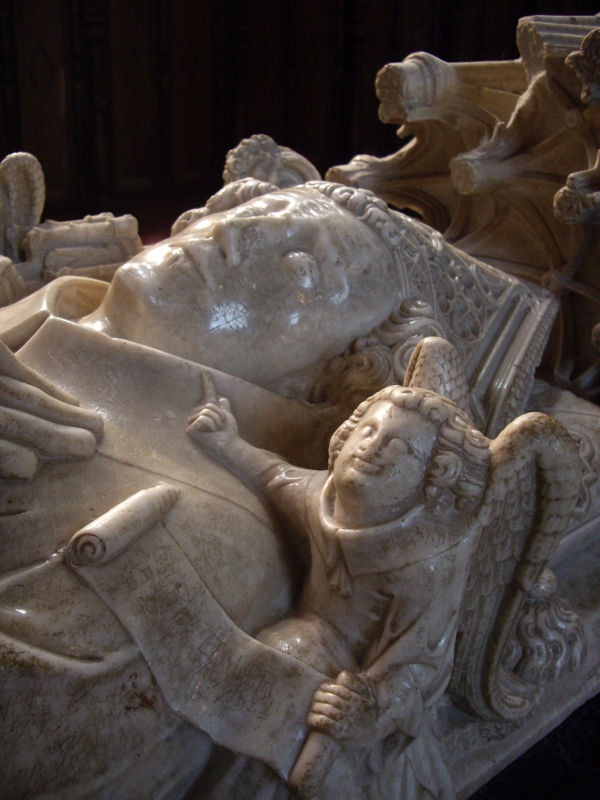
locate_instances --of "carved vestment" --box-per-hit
[0,319,326,798]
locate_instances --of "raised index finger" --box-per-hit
[200,371,218,405]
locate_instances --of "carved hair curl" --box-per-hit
[328,386,490,513]
[310,298,446,410]
[306,180,409,249]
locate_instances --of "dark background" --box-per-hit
[2,0,600,242]
[2,2,600,798]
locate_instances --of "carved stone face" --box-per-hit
[83,187,403,390]
[333,402,437,525]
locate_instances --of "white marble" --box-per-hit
[0,141,598,800]
[183,363,581,799]
[8,17,600,788]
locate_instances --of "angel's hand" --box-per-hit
[0,340,103,480]
[307,671,379,751]
[186,372,238,453]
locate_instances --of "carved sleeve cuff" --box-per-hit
[370,664,424,741]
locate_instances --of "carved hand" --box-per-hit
[186,372,238,452]
[307,670,379,751]
[0,339,103,479]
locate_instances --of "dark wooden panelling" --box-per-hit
[67,0,113,203]
[155,0,173,187]
[110,0,160,193]
[170,1,214,193]
[278,0,339,174]
[211,0,251,166]
[14,0,70,203]
[395,0,439,60]
[2,0,600,232]
[241,0,288,141]
[0,0,21,155]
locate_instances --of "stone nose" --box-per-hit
[359,430,383,456]
[212,219,242,267]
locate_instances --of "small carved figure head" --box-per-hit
[566,28,600,106]
[329,386,490,521]
[223,134,321,188]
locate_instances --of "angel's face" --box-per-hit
[333,402,437,524]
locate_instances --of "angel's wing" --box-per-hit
[404,335,484,426]
[0,152,45,262]
[450,412,582,720]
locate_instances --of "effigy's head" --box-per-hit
[329,386,491,518]
[89,183,411,389]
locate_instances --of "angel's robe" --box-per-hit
[248,460,476,799]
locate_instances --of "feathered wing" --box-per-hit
[0,152,45,261]
[450,412,582,720]
[404,336,484,427]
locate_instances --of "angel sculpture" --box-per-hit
[186,337,583,800]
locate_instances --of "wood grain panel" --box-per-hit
[110,0,159,193]
[0,0,599,230]
[14,0,70,203]
[171,0,213,191]
[279,0,338,175]
[0,0,21,155]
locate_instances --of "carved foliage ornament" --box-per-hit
[330,15,600,402]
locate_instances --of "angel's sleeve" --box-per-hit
[258,462,322,547]
[212,433,320,547]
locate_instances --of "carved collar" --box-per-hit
[316,475,469,587]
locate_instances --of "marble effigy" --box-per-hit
[1,29,600,800]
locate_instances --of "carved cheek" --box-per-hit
[394,454,425,489]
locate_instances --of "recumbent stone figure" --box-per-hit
[0,172,590,800]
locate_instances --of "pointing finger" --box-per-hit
[188,403,220,422]
[197,408,224,427]
[201,371,218,405]
[187,415,218,434]
[188,404,229,432]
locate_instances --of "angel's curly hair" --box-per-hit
[328,386,491,513]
